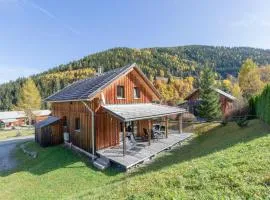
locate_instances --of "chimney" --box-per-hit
[96,66,103,76]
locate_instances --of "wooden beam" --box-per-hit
[165,116,168,138]
[131,121,135,136]
[123,122,126,156]
[148,120,151,145]
[179,114,183,134]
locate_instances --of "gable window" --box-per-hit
[133,87,140,98]
[117,85,125,98]
[75,117,80,131]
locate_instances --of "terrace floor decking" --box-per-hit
[96,131,192,170]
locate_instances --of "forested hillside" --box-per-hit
[1,45,270,110]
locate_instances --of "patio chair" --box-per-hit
[152,125,165,139]
[143,128,159,141]
[129,132,137,145]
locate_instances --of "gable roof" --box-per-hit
[0,110,51,120]
[0,111,26,120]
[45,63,161,102]
[213,88,237,101]
[184,88,236,101]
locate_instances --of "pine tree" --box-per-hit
[16,78,41,124]
[198,67,222,120]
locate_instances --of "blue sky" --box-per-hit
[1,0,270,83]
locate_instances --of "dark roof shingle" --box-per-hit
[45,63,135,102]
[35,116,60,129]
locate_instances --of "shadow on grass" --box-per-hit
[0,142,122,177]
[127,119,270,178]
[1,120,269,179]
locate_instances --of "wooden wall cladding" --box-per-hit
[50,67,161,152]
[35,122,62,147]
[51,101,94,152]
[95,107,120,150]
[101,69,158,104]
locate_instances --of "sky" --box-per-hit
[1,0,270,83]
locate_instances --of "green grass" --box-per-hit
[0,129,34,140]
[0,119,269,199]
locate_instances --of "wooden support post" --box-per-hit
[123,122,126,156]
[148,120,151,146]
[179,114,183,134]
[165,116,168,138]
[132,121,135,136]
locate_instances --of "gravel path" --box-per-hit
[0,136,34,171]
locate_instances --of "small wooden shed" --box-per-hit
[35,116,63,147]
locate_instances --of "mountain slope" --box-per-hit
[1,45,270,110]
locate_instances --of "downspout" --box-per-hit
[81,101,95,160]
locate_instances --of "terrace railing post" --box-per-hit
[165,116,168,138]
[178,114,183,134]
[123,122,126,156]
[148,120,151,145]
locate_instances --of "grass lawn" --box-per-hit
[0,119,269,199]
[0,128,34,140]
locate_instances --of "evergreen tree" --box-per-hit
[16,78,41,124]
[198,67,222,120]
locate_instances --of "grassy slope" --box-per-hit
[0,129,34,140]
[0,120,269,200]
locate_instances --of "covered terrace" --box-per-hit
[97,103,192,169]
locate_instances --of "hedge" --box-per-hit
[249,85,270,124]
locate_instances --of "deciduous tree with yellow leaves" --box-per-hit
[15,78,41,124]
[238,59,264,98]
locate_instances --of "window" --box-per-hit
[75,117,80,131]
[117,85,125,98]
[62,116,67,127]
[133,87,140,98]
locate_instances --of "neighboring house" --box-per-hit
[36,63,188,169]
[182,88,237,118]
[0,111,26,127]
[32,110,52,124]
[0,110,51,127]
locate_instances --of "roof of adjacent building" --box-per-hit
[155,76,169,83]
[0,111,26,120]
[35,116,60,129]
[102,103,186,122]
[45,63,161,102]
[32,110,51,116]
[184,88,237,101]
[213,88,237,101]
[0,110,51,120]
[1,118,19,123]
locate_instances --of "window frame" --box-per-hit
[75,117,80,132]
[133,87,141,99]
[117,85,125,99]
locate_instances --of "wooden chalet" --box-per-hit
[182,88,237,118]
[37,63,190,170]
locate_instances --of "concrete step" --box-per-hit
[93,158,110,170]
[98,155,110,163]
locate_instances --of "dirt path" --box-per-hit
[0,136,34,171]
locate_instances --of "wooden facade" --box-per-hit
[35,122,62,147]
[49,67,160,152]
